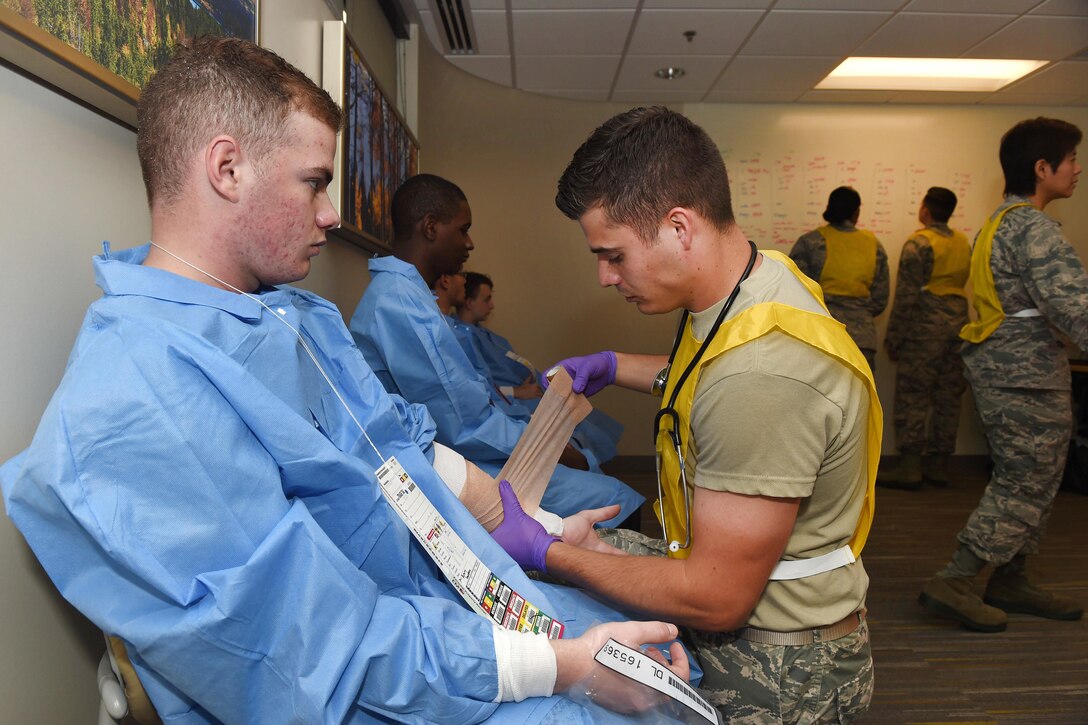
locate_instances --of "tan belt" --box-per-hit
[733,610,865,646]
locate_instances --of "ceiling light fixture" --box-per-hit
[655,67,686,80]
[816,57,1048,92]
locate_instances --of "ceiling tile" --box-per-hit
[511,10,635,55]
[471,11,510,56]
[610,89,707,103]
[463,0,505,8]
[643,0,772,8]
[740,11,893,56]
[447,55,512,86]
[888,90,989,104]
[521,88,611,101]
[965,16,1088,60]
[613,55,730,91]
[854,13,1015,57]
[981,91,1081,105]
[703,89,802,102]
[798,89,896,103]
[510,0,636,8]
[417,10,446,53]
[1030,0,1088,16]
[903,0,1038,12]
[515,55,620,90]
[627,10,764,56]
[1001,60,1088,94]
[775,0,903,9]
[713,56,842,92]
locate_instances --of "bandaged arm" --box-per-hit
[431,442,563,535]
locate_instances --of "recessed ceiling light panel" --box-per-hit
[817,57,1048,92]
[655,67,686,80]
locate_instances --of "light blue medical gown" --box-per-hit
[0,245,685,724]
[349,256,642,525]
[447,317,625,467]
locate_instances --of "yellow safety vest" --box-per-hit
[818,225,878,297]
[960,203,1032,344]
[918,227,971,298]
[654,251,882,560]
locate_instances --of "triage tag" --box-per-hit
[375,456,564,639]
[594,639,720,725]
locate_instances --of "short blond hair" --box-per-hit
[137,36,342,208]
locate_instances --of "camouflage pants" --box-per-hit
[892,336,966,454]
[600,529,874,724]
[958,385,1073,564]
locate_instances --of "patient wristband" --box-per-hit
[531,508,565,537]
[376,456,565,639]
[431,442,467,497]
[492,627,557,702]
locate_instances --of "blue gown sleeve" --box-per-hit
[2,337,504,725]
[357,283,529,462]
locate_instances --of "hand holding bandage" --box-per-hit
[491,480,558,571]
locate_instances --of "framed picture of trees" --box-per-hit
[322,20,418,254]
[0,0,258,127]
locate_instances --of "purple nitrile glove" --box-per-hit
[542,351,617,396]
[491,480,559,572]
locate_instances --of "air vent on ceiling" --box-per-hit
[429,0,477,55]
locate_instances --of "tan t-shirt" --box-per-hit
[688,254,869,631]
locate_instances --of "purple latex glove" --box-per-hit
[491,480,559,571]
[543,351,617,396]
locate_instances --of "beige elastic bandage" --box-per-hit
[459,368,591,531]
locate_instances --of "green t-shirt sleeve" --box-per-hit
[689,339,844,499]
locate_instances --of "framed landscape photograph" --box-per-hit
[0,1,257,127]
[322,20,418,253]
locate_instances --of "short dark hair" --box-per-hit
[1000,117,1082,197]
[464,271,493,300]
[556,106,734,243]
[922,187,957,223]
[391,174,467,242]
[822,186,861,225]
[137,36,342,208]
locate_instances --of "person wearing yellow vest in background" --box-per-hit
[919,117,1087,634]
[878,187,971,490]
[488,107,880,723]
[790,186,890,372]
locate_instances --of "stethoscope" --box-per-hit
[653,240,759,553]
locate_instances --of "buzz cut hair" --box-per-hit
[137,36,343,208]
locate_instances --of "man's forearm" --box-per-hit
[613,353,669,394]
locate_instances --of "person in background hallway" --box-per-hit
[920,117,1086,633]
[878,187,971,490]
[456,271,624,463]
[495,106,878,723]
[349,174,643,524]
[790,186,890,371]
[0,38,687,723]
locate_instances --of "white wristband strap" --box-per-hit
[492,627,557,702]
[500,385,515,398]
[532,508,565,537]
[431,443,467,497]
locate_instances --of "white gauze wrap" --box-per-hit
[492,627,557,702]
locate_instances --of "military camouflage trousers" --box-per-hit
[958,385,1073,564]
[892,336,966,454]
[600,529,874,723]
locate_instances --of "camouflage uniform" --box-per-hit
[958,196,1088,565]
[601,529,874,723]
[885,224,969,456]
[790,224,890,371]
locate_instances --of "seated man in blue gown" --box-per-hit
[454,271,624,465]
[0,38,689,724]
[349,175,643,526]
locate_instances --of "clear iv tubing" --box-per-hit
[148,241,386,464]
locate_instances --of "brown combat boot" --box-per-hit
[984,558,1084,621]
[919,575,1008,632]
[877,453,922,491]
[921,453,950,488]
